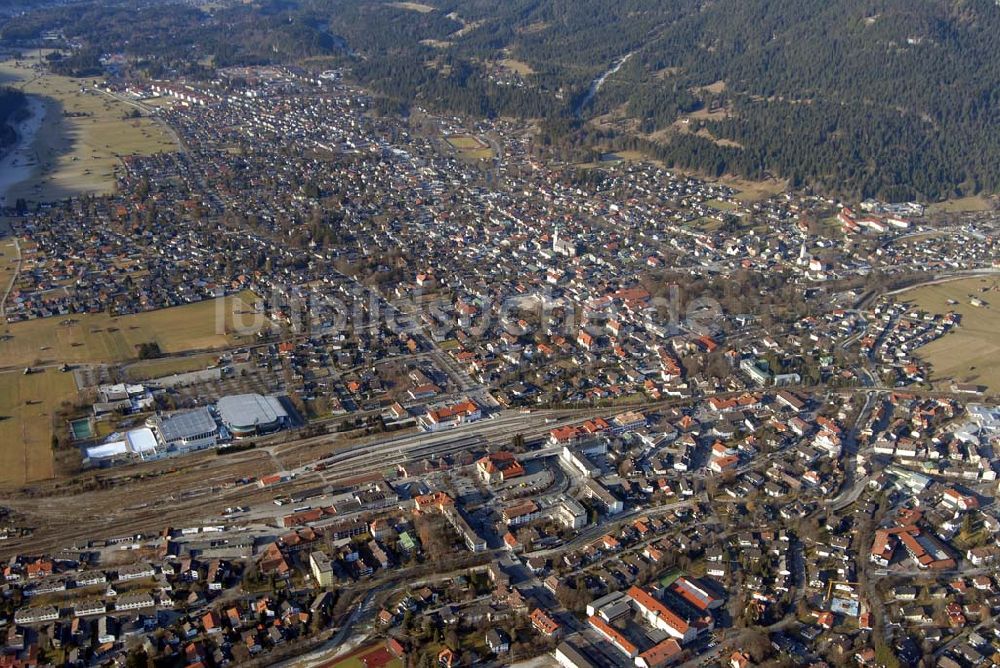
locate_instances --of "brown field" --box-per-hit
[926,196,995,214]
[0,55,177,203]
[139,96,179,109]
[693,80,727,95]
[653,108,740,152]
[123,353,221,381]
[0,290,259,369]
[0,238,18,297]
[694,128,742,149]
[655,66,683,79]
[903,277,1000,394]
[721,176,788,202]
[612,149,661,165]
[681,106,731,122]
[0,369,78,485]
[500,58,535,76]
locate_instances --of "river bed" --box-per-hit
[574,51,634,117]
[0,94,46,207]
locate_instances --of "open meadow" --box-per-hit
[926,195,995,215]
[0,369,78,485]
[499,58,535,75]
[903,276,1000,394]
[0,290,259,369]
[0,54,177,203]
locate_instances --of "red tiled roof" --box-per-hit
[627,586,689,634]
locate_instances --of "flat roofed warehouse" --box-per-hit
[148,406,219,452]
[126,427,159,458]
[217,394,288,438]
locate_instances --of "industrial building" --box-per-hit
[147,407,220,452]
[217,394,289,438]
[85,427,161,463]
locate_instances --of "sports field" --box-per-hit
[903,276,1000,394]
[0,291,258,369]
[444,134,493,160]
[318,643,403,668]
[0,54,177,203]
[0,368,78,485]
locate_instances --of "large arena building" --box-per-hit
[217,394,289,438]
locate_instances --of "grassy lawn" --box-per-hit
[0,368,78,485]
[0,290,258,368]
[0,54,177,203]
[705,198,738,211]
[686,215,722,232]
[123,353,220,381]
[903,277,1000,394]
[612,149,662,165]
[437,339,462,351]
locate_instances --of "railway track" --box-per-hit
[0,388,894,557]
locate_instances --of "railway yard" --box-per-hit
[0,406,585,557]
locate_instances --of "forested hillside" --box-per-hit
[4,0,1000,200]
[318,0,1000,201]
